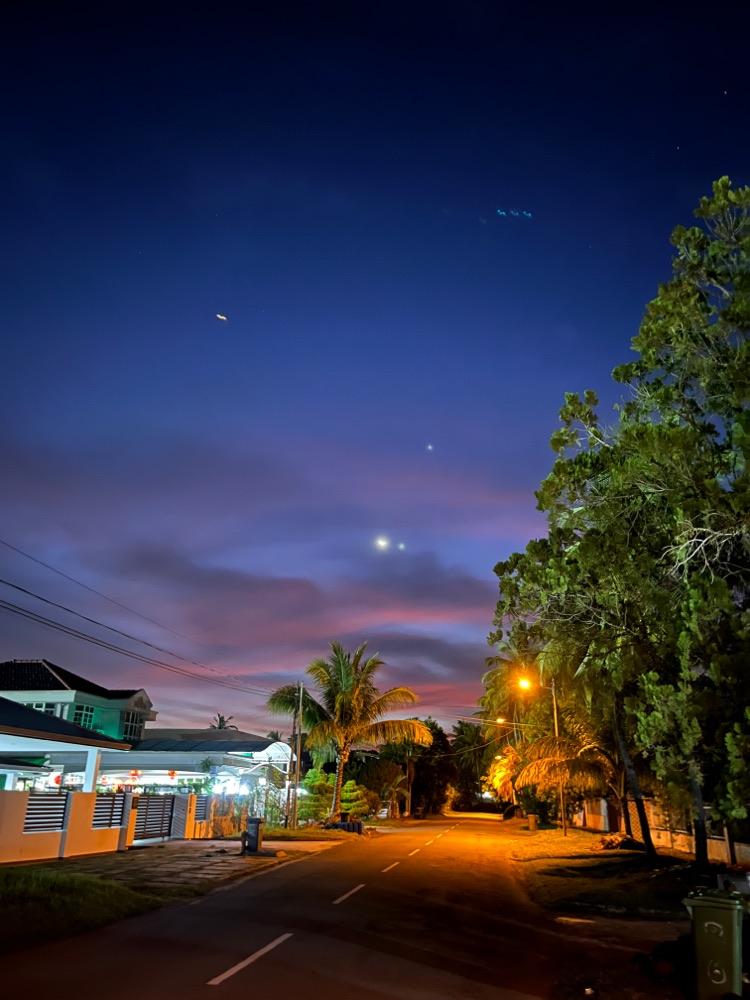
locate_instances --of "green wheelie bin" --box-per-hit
[683,888,745,1000]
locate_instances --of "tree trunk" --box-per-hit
[617,771,633,837]
[330,747,350,820]
[689,763,710,872]
[612,702,657,859]
[404,754,413,817]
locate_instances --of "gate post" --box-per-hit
[118,793,135,850]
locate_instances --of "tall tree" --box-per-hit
[268,642,432,819]
[488,178,750,868]
[451,721,494,808]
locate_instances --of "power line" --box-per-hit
[0,575,271,693]
[0,536,199,644]
[0,597,273,699]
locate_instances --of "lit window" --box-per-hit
[122,711,143,741]
[28,702,58,716]
[73,705,95,729]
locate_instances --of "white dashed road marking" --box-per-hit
[381,862,400,873]
[332,883,366,905]
[207,933,293,985]
[408,848,420,857]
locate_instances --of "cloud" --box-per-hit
[0,426,528,727]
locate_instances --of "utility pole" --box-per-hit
[291,680,304,829]
[284,707,297,827]
[551,677,567,836]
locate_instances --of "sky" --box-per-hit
[2,5,749,734]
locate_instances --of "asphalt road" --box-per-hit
[4,818,681,999]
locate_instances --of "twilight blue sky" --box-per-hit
[2,5,748,732]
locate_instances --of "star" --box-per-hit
[397,542,406,551]
[374,536,390,550]
[216,313,228,322]
[426,443,434,452]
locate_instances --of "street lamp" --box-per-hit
[517,673,567,837]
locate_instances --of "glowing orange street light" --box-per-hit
[495,717,506,724]
[516,671,567,836]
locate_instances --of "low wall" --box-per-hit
[61,792,121,858]
[0,791,62,863]
[0,790,129,864]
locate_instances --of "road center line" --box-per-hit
[425,839,434,845]
[408,848,420,856]
[381,861,400,873]
[207,933,293,986]
[332,883,366,905]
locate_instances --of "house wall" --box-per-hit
[0,690,151,740]
[1,690,75,719]
[583,798,610,832]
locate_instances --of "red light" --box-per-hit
[53,774,62,785]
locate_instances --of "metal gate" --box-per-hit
[133,795,175,840]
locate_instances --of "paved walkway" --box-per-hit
[24,838,340,892]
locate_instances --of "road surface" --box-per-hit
[3,817,680,998]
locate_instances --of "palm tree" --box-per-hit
[514,711,631,835]
[267,642,432,819]
[480,636,541,739]
[210,713,238,730]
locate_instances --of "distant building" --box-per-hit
[0,659,157,742]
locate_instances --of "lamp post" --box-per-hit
[518,674,567,837]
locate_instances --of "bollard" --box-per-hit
[239,816,264,854]
[527,813,538,832]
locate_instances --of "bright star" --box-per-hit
[397,542,406,551]
[426,443,434,452]
[216,313,228,322]
[374,536,391,550]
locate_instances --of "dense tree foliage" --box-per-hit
[485,179,749,866]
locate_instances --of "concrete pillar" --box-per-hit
[82,750,101,792]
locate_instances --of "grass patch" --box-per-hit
[0,867,162,954]
[507,828,694,917]
[257,826,353,841]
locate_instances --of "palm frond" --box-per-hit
[367,687,420,718]
[355,718,432,747]
[267,685,302,714]
[306,720,341,749]
[267,685,329,730]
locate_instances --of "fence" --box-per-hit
[92,793,126,829]
[0,790,130,863]
[23,792,68,833]
[621,797,750,865]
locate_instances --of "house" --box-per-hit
[0,659,157,741]
[0,660,291,808]
[0,696,131,792]
[48,729,292,797]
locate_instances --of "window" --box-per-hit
[122,711,143,741]
[73,704,95,729]
[27,702,58,716]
